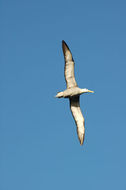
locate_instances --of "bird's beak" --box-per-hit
[88,90,94,93]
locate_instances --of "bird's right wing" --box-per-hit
[70,96,85,145]
[62,40,78,89]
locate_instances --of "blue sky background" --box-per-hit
[0,0,126,189]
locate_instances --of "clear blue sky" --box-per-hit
[0,0,126,189]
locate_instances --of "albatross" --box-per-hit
[56,41,94,145]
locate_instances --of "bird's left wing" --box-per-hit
[69,96,85,145]
[62,40,78,89]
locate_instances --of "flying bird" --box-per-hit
[55,41,94,145]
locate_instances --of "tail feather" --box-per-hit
[55,92,63,98]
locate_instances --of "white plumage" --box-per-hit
[56,41,94,145]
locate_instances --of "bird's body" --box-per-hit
[56,41,94,145]
[56,87,85,98]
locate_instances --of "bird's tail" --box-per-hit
[55,91,64,98]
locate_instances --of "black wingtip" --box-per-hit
[62,40,74,62]
[62,40,71,54]
[62,40,66,45]
[62,40,69,49]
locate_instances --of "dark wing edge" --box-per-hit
[62,40,78,89]
[69,96,85,145]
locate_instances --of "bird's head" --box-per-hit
[81,88,94,94]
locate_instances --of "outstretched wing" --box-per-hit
[69,96,85,145]
[62,40,78,89]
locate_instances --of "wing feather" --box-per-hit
[62,40,77,89]
[69,96,85,145]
